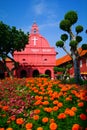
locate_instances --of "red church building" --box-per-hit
[13,22,56,78]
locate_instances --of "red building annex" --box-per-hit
[56,48,87,79]
[13,22,56,78]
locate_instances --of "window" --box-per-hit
[80,60,82,67]
[22,59,25,61]
[44,58,47,61]
[34,29,37,34]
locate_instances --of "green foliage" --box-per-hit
[0,21,28,56]
[61,34,68,41]
[60,19,71,32]
[69,40,78,48]
[62,77,85,85]
[76,36,82,43]
[0,21,29,77]
[56,40,64,47]
[66,64,72,69]
[64,11,78,25]
[82,44,87,50]
[0,21,11,53]
[54,66,65,72]
[39,74,49,78]
[53,66,59,72]
[75,25,83,34]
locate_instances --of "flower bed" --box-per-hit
[0,78,87,130]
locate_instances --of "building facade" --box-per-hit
[56,49,87,79]
[13,22,56,78]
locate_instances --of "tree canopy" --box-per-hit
[0,21,29,77]
[0,21,28,58]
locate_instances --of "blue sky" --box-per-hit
[0,0,87,58]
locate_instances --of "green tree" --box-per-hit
[56,11,87,84]
[0,21,29,77]
[54,64,72,80]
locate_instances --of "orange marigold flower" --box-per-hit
[53,100,59,105]
[80,113,87,120]
[44,107,52,113]
[42,117,49,123]
[33,115,39,120]
[25,123,33,129]
[42,101,49,105]
[16,118,24,125]
[34,100,42,105]
[50,118,55,123]
[53,106,58,111]
[34,109,40,114]
[78,102,84,107]
[6,128,13,130]
[49,122,57,130]
[57,102,63,108]
[37,127,43,130]
[26,129,32,130]
[65,97,72,101]
[57,113,66,119]
[2,114,6,117]
[44,96,48,100]
[2,106,9,111]
[72,124,80,130]
[71,107,77,112]
[0,128,5,130]
[64,108,70,115]
[69,110,75,117]
[10,115,16,121]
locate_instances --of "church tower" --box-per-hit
[31,22,39,34]
[13,22,56,78]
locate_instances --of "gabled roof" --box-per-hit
[56,48,87,66]
[56,54,72,66]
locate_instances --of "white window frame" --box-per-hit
[86,59,87,66]
[80,60,82,67]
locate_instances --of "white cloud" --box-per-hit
[33,0,46,15]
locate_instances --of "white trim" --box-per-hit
[86,59,87,66]
[80,60,82,67]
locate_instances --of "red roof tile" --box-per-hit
[56,48,87,66]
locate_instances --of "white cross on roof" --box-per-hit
[32,37,38,45]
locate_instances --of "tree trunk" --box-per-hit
[3,59,14,79]
[72,53,81,84]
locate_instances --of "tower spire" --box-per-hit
[31,22,39,34]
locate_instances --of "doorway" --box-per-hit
[33,69,39,77]
[0,70,5,79]
[20,70,27,78]
[45,70,51,78]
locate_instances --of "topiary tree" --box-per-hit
[54,64,72,80]
[56,11,87,84]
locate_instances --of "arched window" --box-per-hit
[33,69,39,77]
